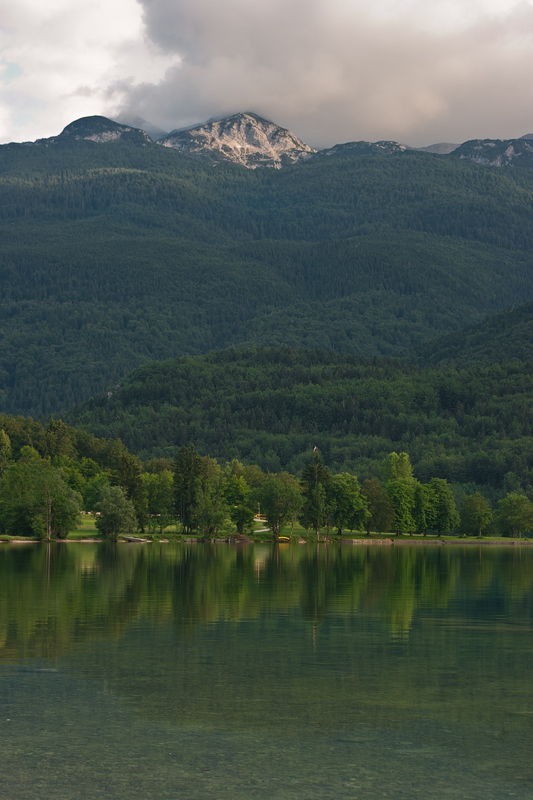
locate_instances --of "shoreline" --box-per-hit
[347,538,533,546]
[2,537,533,546]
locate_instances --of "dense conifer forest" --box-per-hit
[417,300,533,365]
[1,132,533,415]
[67,347,533,504]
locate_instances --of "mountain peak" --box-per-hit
[451,136,533,167]
[59,116,152,145]
[159,111,315,168]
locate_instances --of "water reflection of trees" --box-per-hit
[2,543,533,660]
[3,541,533,780]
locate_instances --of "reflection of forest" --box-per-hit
[2,543,533,656]
[2,542,533,782]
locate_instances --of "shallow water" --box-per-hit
[1,542,533,799]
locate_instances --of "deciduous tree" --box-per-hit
[95,484,137,541]
[257,474,302,539]
[360,478,395,535]
[459,493,493,537]
[497,493,533,538]
[429,478,459,537]
[326,473,368,535]
[0,459,81,540]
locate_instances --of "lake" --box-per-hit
[1,542,533,799]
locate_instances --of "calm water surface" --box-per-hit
[1,542,533,799]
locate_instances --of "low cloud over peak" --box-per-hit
[104,0,533,148]
[1,0,533,146]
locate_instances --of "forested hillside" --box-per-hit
[67,347,533,502]
[417,300,533,366]
[1,128,533,416]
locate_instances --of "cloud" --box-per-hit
[106,0,533,147]
[0,0,532,146]
[0,0,177,143]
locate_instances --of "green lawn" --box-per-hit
[68,515,100,540]
[1,514,525,543]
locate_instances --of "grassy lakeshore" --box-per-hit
[2,515,531,544]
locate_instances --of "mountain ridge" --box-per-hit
[415,301,533,366]
[0,113,533,416]
[7,112,533,169]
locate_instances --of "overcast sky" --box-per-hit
[1,0,532,147]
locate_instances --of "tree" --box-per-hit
[95,484,137,541]
[47,476,83,539]
[83,474,112,512]
[174,445,207,533]
[194,476,228,539]
[45,419,75,459]
[497,493,533,538]
[0,459,81,540]
[459,493,493,537]
[360,478,395,535]
[414,483,435,536]
[257,474,303,539]
[142,470,174,534]
[241,464,266,489]
[326,473,368,535]
[222,474,255,534]
[115,451,146,530]
[0,430,12,477]
[429,478,459,537]
[300,450,330,537]
[380,452,415,485]
[386,481,416,535]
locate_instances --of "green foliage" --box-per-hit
[413,484,432,535]
[2,138,533,416]
[141,470,174,534]
[0,413,148,529]
[84,474,111,512]
[68,348,533,498]
[418,300,533,367]
[326,473,369,535]
[459,493,493,537]
[0,430,11,477]
[194,475,228,539]
[95,484,137,541]
[300,451,331,535]
[256,474,303,538]
[385,481,416,534]
[0,459,81,539]
[360,478,396,534]
[381,452,416,484]
[222,474,255,535]
[174,444,208,533]
[428,478,460,536]
[496,493,533,538]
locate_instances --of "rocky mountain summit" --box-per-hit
[158,112,315,168]
[313,140,409,159]
[19,116,152,148]
[9,112,533,170]
[59,116,151,144]
[451,135,533,167]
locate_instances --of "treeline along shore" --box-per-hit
[0,413,532,543]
